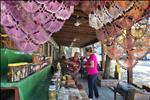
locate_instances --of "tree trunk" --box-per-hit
[103,55,111,79]
[127,67,133,84]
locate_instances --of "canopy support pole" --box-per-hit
[101,43,105,71]
[103,55,111,79]
[127,67,133,84]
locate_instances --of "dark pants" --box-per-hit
[88,74,99,99]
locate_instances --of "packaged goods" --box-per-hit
[8,62,29,82]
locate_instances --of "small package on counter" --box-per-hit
[68,88,82,100]
[66,80,76,88]
[58,87,82,100]
[32,54,41,64]
[66,80,75,85]
[79,90,89,100]
[69,95,80,100]
[66,75,72,80]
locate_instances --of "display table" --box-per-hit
[1,65,51,100]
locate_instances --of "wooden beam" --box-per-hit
[80,39,98,47]
[60,28,94,33]
[54,35,92,39]
[72,9,88,18]
[54,38,97,47]
[54,31,95,35]
[53,37,74,41]
[53,31,96,36]
[53,35,96,40]
[62,25,94,30]
[54,40,72,45]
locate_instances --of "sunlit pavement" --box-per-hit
[111,60,150,88]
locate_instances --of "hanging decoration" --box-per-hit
[0,0,149,70]
[97,16,149,69]
[20,0,77,33]
[88,1,134,30]
[95,0,149,68]
[0,0,79,53]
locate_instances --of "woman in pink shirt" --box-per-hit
[83,47,99,99]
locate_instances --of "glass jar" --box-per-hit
[49,85,57,100]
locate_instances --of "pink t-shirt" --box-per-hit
[85,54,98,75]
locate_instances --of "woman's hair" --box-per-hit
[74,52,80,57]
[85,47,93,53]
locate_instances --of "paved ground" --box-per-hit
[77,75,124,100]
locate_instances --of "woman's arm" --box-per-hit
[84,60,94,68]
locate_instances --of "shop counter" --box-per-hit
[1,65,51,100]
[0,48,32,76]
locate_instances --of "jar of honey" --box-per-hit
[48,85,57,100]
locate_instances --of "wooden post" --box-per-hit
[127,67,133,84]
[103,55,111,79]
[116,60,121,80]
[126,30,133,84]
[101,43,105,71]
[114,65,119,79]
[47,43,50,57]
[58,45,61,58]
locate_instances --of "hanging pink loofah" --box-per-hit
[1,0,78,53]
[21,1,40,13]
[21,21,40,34]
[1,12,16,27]
[4,26,26,41]
[65,0,80,6]
[106,45,118,59]
[43,19,65,33]
[55,5,71,20]
[96,28,108,42]
[44,1,63,13]
[15,38,39,53]
[105,24,117,37]
[130,48,149,60]
[31,27,49,44]
[106,43,125,60]
[2,1,29,23]
[119,35,135,50]
[118,54,137,69]
[32,11,52,24]
[1,1,7,12]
